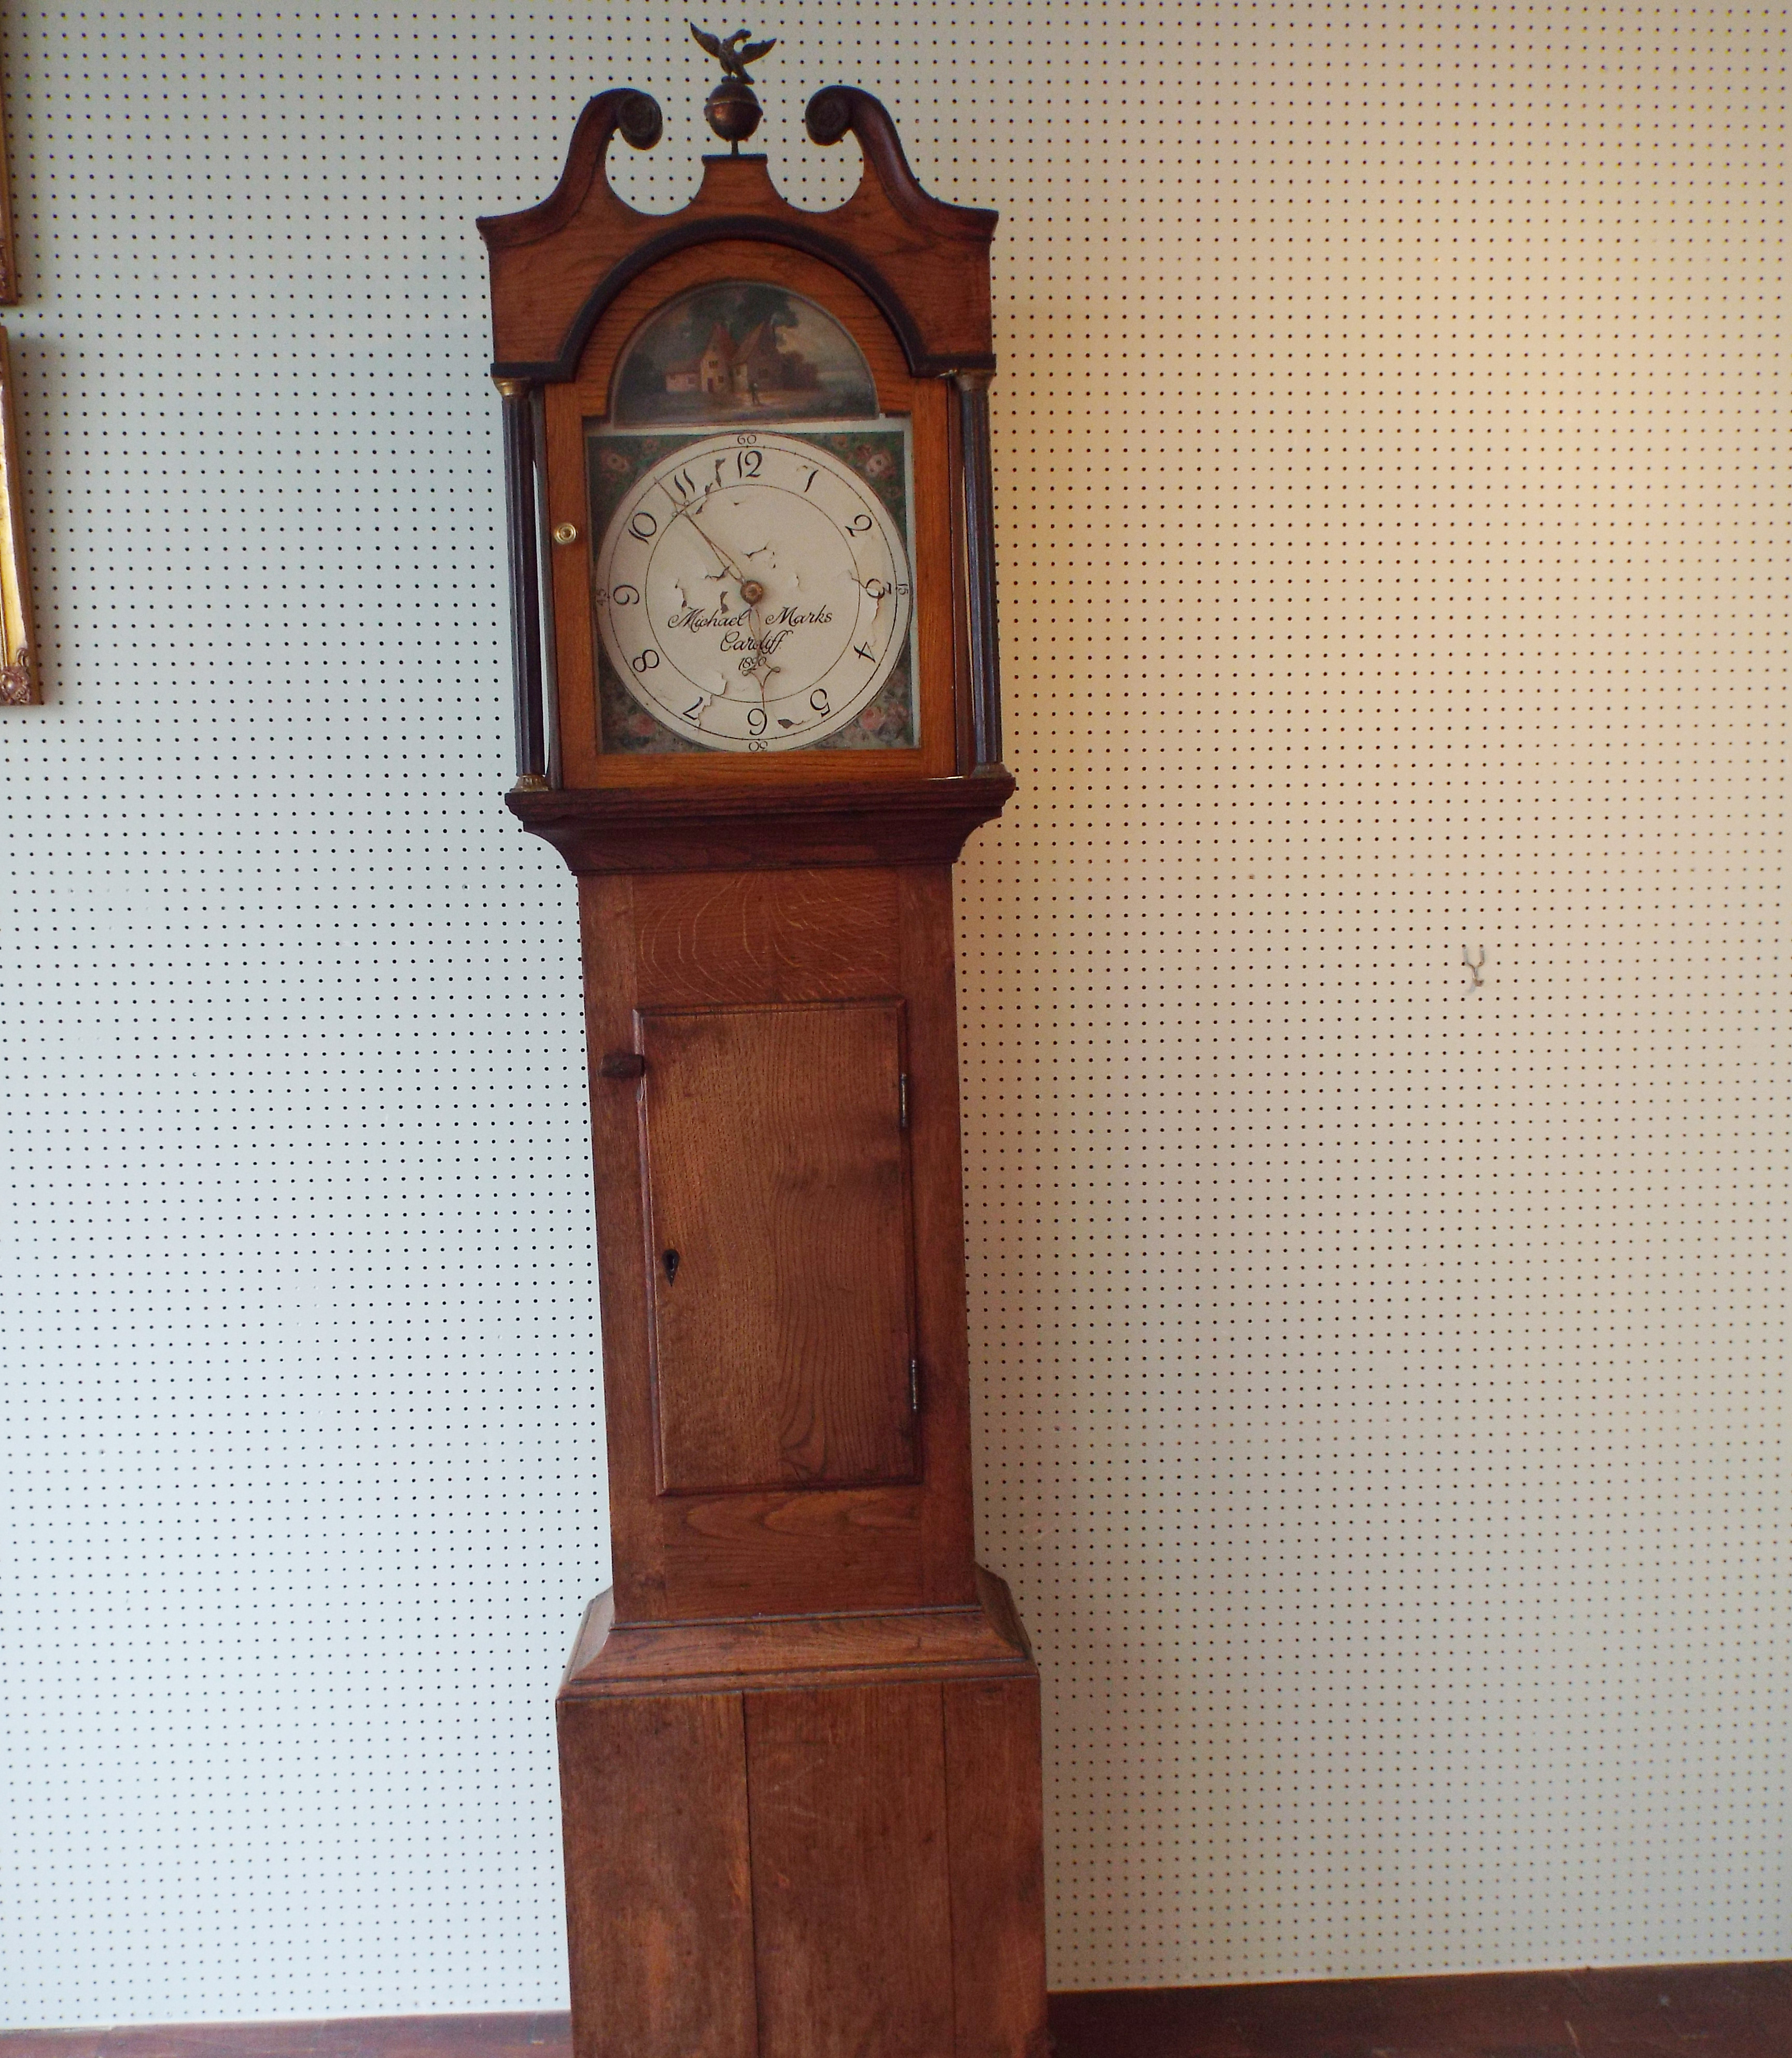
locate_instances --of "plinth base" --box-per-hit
[557,1567,1048,2058]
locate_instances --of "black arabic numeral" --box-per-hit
[747,706,767,734]
[631,649,660,673]
[681,698,705,720]
[846,513,873,534]
[855,643,876,662]
[611,583,639,606]
[803,468,819,493]
[628,510,657,541]
[809,687,831,715]
[737,449,762,479]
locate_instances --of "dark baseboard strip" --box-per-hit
[3,1962,1786,2058]
[1049,1960,1791,2058]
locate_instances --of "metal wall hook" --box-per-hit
[1464,944,1488,990]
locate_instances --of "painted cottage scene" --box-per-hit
[610,280,879,425]
[667,318,819,404]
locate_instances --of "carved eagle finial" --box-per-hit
[690,24,776,84]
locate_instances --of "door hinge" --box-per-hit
[909,1358,921,1413]
[899,1072,910,1131]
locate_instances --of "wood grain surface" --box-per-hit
[559,1566,1034,1700]
[577,865,980,1624]
[508,770,1015,874]
[945,1677,1051,2058]
[479,108,996,380]
[639,998,917,1494]
[893,865,980,1609]
[651,1479,930,1617]
[13,1963,1784,2058]
[746,1682,955,2058]
[555,1694,754,2058]
[552,1573,1044,2055]
[1048,1959,1792,2058]
[631,868,901,1006]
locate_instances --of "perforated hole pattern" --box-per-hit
[0,0,1786,2025]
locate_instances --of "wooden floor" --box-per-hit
[1050,1962,1790,2057]
[2,1962,1786,2058]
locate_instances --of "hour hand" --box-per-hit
[677,503,754,591]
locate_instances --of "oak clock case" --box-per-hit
[480,55,1043,2058]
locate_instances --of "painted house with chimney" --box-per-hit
[664,321,821,404]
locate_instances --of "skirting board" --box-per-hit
[2,1962,1786,2058]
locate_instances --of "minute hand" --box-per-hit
[670,500,775,699]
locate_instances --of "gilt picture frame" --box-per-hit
[0,329,36,704]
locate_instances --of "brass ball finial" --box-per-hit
[691,23,777,151]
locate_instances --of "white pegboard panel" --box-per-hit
[0,0,1787,2027]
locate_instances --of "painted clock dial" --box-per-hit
[594,430,915,753]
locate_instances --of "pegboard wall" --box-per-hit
[0,0,1786,2026]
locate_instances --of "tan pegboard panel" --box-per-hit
[0,0,1786,2025]
[953,0,1791,1987]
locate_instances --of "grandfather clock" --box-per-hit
[479,36,1045,2057]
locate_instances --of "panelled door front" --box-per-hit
[637,997,917,1496]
